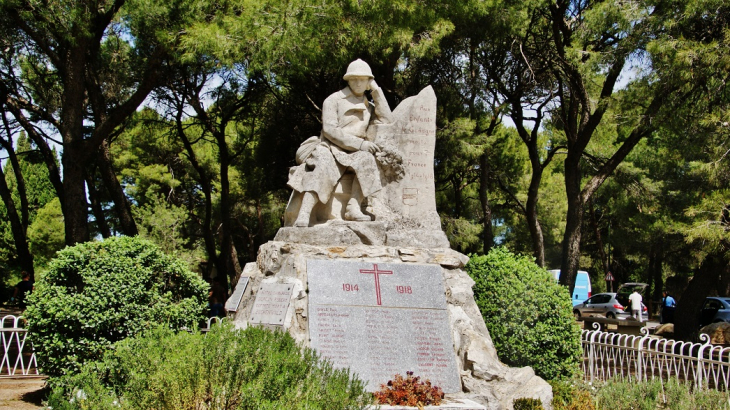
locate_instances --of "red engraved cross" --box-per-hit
[359,264,393,306]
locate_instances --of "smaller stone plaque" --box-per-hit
[249,283,293,326]
[225,276,250,313]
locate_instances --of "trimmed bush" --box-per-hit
[46,324,372,409]
[25,236,208,377]
[467,247,581,380]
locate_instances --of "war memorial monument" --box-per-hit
[225,60,552,409]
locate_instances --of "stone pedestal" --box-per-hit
[227,241,552,409]
[372,398,486,410]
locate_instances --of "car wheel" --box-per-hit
[607,312,615,319]
[574,310,581,320]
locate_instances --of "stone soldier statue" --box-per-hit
[287,59,394,227]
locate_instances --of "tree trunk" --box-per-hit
[217,136,242,284]
[62,143,90,245]
[589,200,609,276]
[0,134,29,230]
[674,253,727,341]
[525,167,545,267]
[60,46,90,246]
[0,163,34,278]
[175,116,222,277]
[559,152,584,297]
[479,153,494,255]
[86,172,112,238]
[649,242,664,317]
[97,139,137,236]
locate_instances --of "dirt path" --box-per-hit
[0,378,47,409]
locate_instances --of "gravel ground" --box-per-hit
[0,378,47,409]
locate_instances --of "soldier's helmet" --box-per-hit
[343,59,374,80]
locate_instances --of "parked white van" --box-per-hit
[549,269,592,307]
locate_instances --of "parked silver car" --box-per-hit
[573,293,625,319]
[573,292,647,320]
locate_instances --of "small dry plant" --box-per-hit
[373,371,444,407]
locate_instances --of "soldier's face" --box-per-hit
[348,77,369,96]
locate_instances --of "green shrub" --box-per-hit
[467,247,581,380]
[25,236,208,377]
[513,397,544,410]
[550,378,595,410]
[46,323,372,410]
[594,377,729,410]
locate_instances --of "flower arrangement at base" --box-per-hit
[373,371,444,407]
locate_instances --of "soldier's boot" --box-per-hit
[343,178,371,222]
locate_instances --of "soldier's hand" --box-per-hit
[368,79,379,92]
[360,141,380,154]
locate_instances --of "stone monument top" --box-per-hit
[278,59,449,248]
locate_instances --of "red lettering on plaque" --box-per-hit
[359,264,393,306]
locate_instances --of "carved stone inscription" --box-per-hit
[377,86,440,230]
[248,282,292,326]
[307,259,461,392]
[307,259,447,309]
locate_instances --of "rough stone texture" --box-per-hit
[371,398,486,410]
[654,323,674,337]
[229,242,553,409]
[700,322,730,345]
[275,222,387,246]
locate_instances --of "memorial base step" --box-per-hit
[370,398,486,410]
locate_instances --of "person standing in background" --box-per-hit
[208,277,228,318]
[629,290,643,322]
[661,290,676,324]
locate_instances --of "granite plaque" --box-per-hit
[225,276,250,313]
[307,259,447,309]
[249,282,293,325]
[308,259,461,392]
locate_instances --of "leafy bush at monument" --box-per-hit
[46,324,372,409]
[25,235,209,377]
[467,247,581,380]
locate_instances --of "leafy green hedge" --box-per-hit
[467,247,581,380]
[25,236,208,377]
[47,324,372,410]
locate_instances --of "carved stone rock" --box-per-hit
[228,242,553,409]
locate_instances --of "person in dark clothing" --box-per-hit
[208,277,228,318]
[661,290,677,324]
[12,271,34,310]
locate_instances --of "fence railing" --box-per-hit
[582,323,730,389]
[0,315,38,377]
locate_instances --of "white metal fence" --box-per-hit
[0,315,38,377]
[582,323,730,389]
